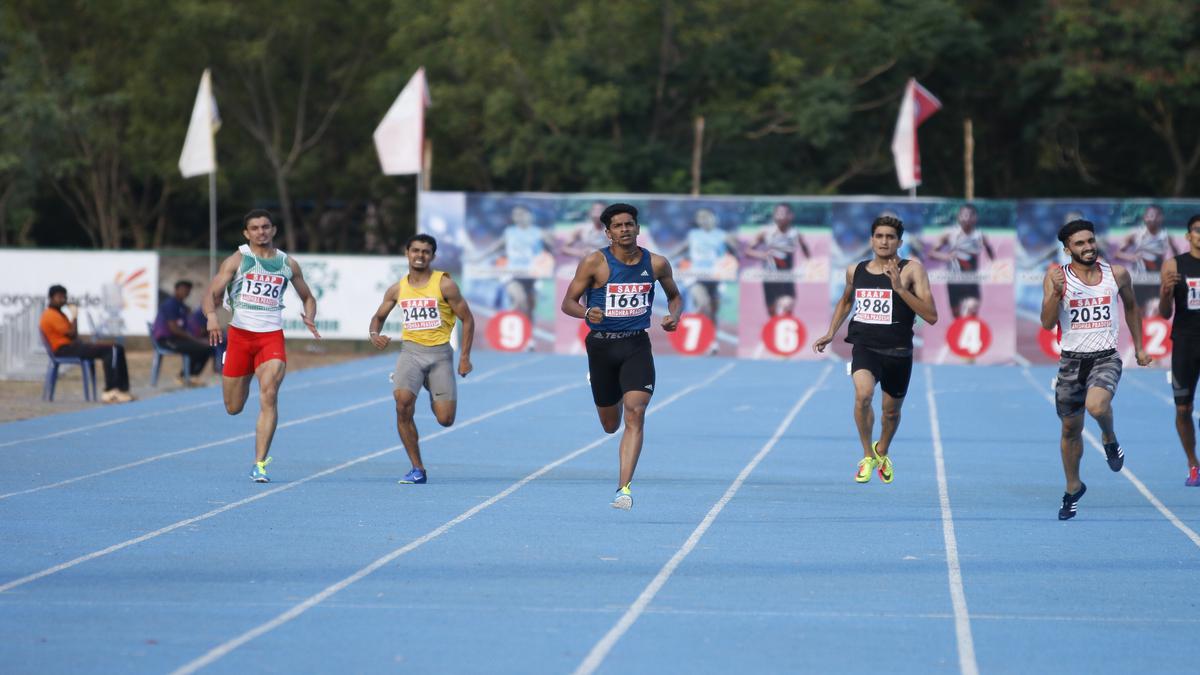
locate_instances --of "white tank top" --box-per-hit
[1058,260,1119,354]
[228,244,292,332]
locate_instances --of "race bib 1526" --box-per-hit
[239,273,284,309]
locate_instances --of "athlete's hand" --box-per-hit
[370,333,391,350]
[302,313,322,339]
[1161,268,1181,291]
[812,333,833,354]
[1045,264,1066,299]
[1135,349,1153,367]
[458,355,473,377]
[207,316,223,346]
[583,306,603,323]
[661,314,679,332]
[881,259,902,288]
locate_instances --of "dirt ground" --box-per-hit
[0,344,368,424]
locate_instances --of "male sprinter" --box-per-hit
[1042,219,1151,520]
[561,203,682,510]
[368,234,475,485]
[1158,214,1200,486]
[812,215,938,484]
[203,209,321,482]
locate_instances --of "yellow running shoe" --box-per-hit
[855,456,877,483]
[611,483,632,510]
[873,441,894,484]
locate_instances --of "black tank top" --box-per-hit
[1171,252,1200,338]
[845,259,917,350]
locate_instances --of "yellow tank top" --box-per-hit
[396,270,456,346]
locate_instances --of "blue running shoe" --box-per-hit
[611,483,632,510]
[398,467,427,484]
[250,457,272,483]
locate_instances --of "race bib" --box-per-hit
[605,283,652,318]
[853,289,892,325]
[400,298,441,331]
[1067,295,1113,329]
[239,273,284,309]
[1188,278,1200,311]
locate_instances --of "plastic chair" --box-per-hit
[148,322,191,387]
[40,333,96,402]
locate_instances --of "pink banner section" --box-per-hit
[421,192,1200,366]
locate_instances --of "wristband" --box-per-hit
[369,331,379,336]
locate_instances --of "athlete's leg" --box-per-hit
[1084,387,1116,444]
[221,375,253,415]
[1060,413,1085,494]
[1176,402,1198,468]
[596,404,621,434]
[688,281,713,320]
[431,399,457,427]
[876,391,905,456]
[617,390,650,488]
[506,279,533,319]
[394,388,424,470]
[851,369,877,458]
[252,359,286,463]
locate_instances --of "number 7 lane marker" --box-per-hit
[925,366,980,675]
[0,357,540,501]
[1020,367,1200,549]
[573,364,831,675]
[170,362,738,675]
[0,374,574,596]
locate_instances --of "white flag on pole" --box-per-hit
[178,69,221,178]
[890,78,942,190]
[373,67,430,176]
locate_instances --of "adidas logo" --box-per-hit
[644,384,654,391]
[640,270,650,277]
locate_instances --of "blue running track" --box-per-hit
[1,352,1197,674]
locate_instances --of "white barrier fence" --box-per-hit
[0,299,48,381]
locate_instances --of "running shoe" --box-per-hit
[250,457,273,483]
[398,467,427,484]
[1186,466,1200,487]
[855,456,877,483]
[611,483,632,510]
[872,441,894,484]
[1103,442,1124,472]
[1058,482,1087,520]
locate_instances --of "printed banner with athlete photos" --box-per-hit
[420,192,1200,366]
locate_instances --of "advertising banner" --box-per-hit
[278,254,408,340]
[0,249,159,336]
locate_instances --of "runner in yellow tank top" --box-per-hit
[368,234,475,485]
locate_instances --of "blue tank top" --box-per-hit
[586,247,655,332]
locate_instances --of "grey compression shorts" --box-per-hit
[392,341,456,401]
[1054,349,1122,418]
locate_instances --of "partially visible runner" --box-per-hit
[812,215,938,484]
[561,203,682,510]
[1158,214,1200,486]
[368,234,475,485]
[202,209,321,483]
[1041,219,1151,520]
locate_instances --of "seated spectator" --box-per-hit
[153,280,212,382]
[39,284,134,403]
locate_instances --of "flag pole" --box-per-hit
[208,170,217,278]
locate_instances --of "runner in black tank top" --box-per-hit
[812,216,938,485]
[1158,215,1200,486]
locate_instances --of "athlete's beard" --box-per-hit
[1070,251,1097,267]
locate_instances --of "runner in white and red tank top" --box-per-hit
[1040,219,1152,521]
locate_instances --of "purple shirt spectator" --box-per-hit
[153,296,188,341]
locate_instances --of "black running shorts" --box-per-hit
[1172,335,1200,405]
[850,343,913,399]
[585,331,655,407]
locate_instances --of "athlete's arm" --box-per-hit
[1159,257,1179,320]
[891,259,939,325]
[1040,264,1066,330]
[561,252,603,323]
[652,253,682,332]
[742,231,769,260]
[982,233,996,260]
[926,233,953,261]
[812,264,856,353]
[441,273,475,377]
[1114,264,1152,366]
[368,282,399,350]
[797,233,811,259]
[201,252,241,346]
[288,259,322,339]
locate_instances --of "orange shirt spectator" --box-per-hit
[39,284,133,403]
[40,304,74,352]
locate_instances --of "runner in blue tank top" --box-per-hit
[561,203,683,510]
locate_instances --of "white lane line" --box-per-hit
[0,358,538,501]
[1125,373,1200,420]
[0,379,581,596]
[169,362,737,675]
[573,364,831,675]
[1019,367,1200,549]
[925,365,980,675]
[0,366,391,450]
